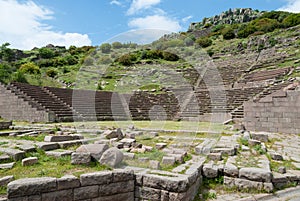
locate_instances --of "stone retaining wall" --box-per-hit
[7,163,203,201]
[0,122,12,130]
[0,84,54,123]
[244,90,300,134]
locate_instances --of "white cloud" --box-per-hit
[128,15,182,32]
[107,29,172,44]
[182,15,193,23]
[278,0,300,13]
[110,0,122,6]
[0,0,91,50]
[127,0,161,15]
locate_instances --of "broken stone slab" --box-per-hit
[239,167,272,182]
[76,144,109,161]
[161,156,176,166]
[44,135,82,142]
[7,177,57,198]
[0,175,14,186]
[99,147,124,168]
[71,152,91,165]
[167,154,184,163]
[210,147,236,156]
[0,148,25,161]
[58,140,85,149]
[272,172,289,189]
[22,157,38,166]
[0,154,10,163]
[194,139,217,155]
[16,144,36,152]
[208,153,223,161]
[155,143,167,150]
[203,162,218,178]
[251,133,268,142]
[46,150,73,158]
[0,162,15,170]
[36,142,59,151]
[241,145,250,151]
[142,145,153,152]
[120,138,136,147]
[130,148,146,153]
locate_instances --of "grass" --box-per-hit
[0,149,110,181]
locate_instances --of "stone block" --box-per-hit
[143,174,189,192]
[208,153,222,161]
[0,175,14,186]
[0,162,15,169]
[0,148,25,161]
[234,178,263,191]
[7,177,57,198]
[239,168,272,182]
[42,189,73,201]
[99,180,134,196]
[210,147,236,156]
[135,186,161,200]
[112,170,134,182]
[71,152,91,165]
[57,175,80,190]
[22,157,38,166]
[248,139,261,146]
[224,163,239,177]
[73,185,99,200]
[155,143,167,150]
[203,162,218,179]
[36,142,59,151]
[46,150,73,158]
[44,135,80,142]
[80,171,112,186]
[251,133,268,142]
[161,156,175,166]
[123,152,135,160]
[149,160,161,169]
[92,192,134,201]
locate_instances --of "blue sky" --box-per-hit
[0,0,299,49]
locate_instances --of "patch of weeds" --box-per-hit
[253,144,266,155]
[203,176,224,189]
[0,142,8,146]
[15,134,47,142]
[269,157,296,172]
[238,137,249,146]
[0,186,7,195]
[183,154,192,162]
[203,191,217,200]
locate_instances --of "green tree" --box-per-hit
[100,43,112,53]
[0,43,14,62]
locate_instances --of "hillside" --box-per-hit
[0,8,300,93]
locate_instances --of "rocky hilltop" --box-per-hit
[189,8,263,31]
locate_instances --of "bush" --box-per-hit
[222,27,235,40]
[0,63,12,83]
[237,24,257,38]
[112,42,123,49]
[12,71,27,83]
[100,43,111,53]
[19,62,40,74]
[283,13,300,28]
[195,37,212,48]
[254,18,280,33]
[260,11,291,22]
[46,68,58,78]
[39,48,55,59]
[162,51,179,61]
[117,54,136,66]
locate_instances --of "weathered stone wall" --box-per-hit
[7,162,203,201]
[0,84,54,123]
[244,90,300,134]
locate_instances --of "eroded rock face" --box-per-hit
[99,147,124,168]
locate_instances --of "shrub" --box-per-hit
[117,54,135,66]
[65,55,78,65]
[46,68,58,78]
[12,71,27,83]
[162,51,180,61]
[222,27,235,40]
[254,18,280,33]
[237,24,257,38]
[260,11,291,22]
[19,62,40,74]
[0,63,12,83]
[100,43,111,53]
[195,37,212,48]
